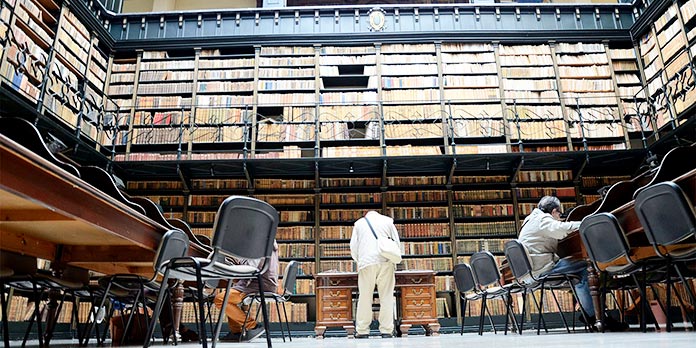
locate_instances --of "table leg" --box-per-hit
[588,264,602,331]
[171,281,184,341]
[42,289,61,345]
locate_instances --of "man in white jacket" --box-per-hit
[350,210,400,338]
[518,196,595,324]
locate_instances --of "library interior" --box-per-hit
[0,0,695,347]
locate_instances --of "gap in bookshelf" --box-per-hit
[166,48,196,58]
[257,106,285,121]
[322,75,369,89]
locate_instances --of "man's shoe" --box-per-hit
[219,332,241,342]
[380,333,393,338]
[242,326,265,342]
[603,315,630,332]
[354,333,369,339]
[578,314,596,326]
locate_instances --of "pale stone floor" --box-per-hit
[12,327,696,348]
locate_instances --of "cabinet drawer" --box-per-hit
[321,299,351,311]
[317,310,351,322]
[396,275,434,286]
[319,289,351,300]
[402,298,433,310]
[401,286,434,299]
[402,308,435,320]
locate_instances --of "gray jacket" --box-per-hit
[518,208,580,278]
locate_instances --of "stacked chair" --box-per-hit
[579,213,667,332]
[503,240,592,334]
[468,251,521,335]
[452,263,493,335]
[143,195,279,348]
[635,181,696,330]
[241,260,300,342]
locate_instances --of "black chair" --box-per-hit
[469,251,519,336]
[503,240,590,335]
[635,181,696,330]
[452,263,493,335]
[143,195,279,348]
[579,212,667,333]
[0,252,90,347]
[242,260,299,342]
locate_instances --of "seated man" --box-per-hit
[213,240,279,342]
[518,196,596,324]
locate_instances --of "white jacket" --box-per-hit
[350,211,401,271]
[518,208,581,278]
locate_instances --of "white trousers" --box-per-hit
[355,262,396,335]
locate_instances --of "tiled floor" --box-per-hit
[15,329,695,348]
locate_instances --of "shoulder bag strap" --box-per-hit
[364,217,379,240]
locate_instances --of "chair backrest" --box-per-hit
[503,240,533,281]
[281,260,299,295]
[452,263,476,293]
[469,251,502,289]
[635,181,696,249]
[579,212,632,269]
[0,117,80,177]
[0,251,38,276]
[211,196,279,273]
[153,229,190,273]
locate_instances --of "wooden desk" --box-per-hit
[0,134,206,338]
[0,134,171,275]
[314,270,440,338]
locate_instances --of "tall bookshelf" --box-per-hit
[380,43,443,157]
[193,47,255,159]
[441,42,506,155]
[318,44,379,157]
[499,44,566,152]
[555,42,627,150]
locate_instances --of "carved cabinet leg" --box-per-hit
[314,325,326,339]
[399,323,411,337]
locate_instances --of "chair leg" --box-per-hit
[274,301,285,342]
[212,280,233,348]
[460,297,466,335]
[665,262,672,332]
[519,291,527,335]
[631,273,648,332]
[193,269,208,348]
[529,290,548,333]
[672,263,696,328]
[478,295,486,336]
[2,283,11,348]
[537,286,545,335]
[143,270,171,348]
[549,289,570,333]
[281,300,291,342]
[256,275,273,348]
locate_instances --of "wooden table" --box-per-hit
[0,134,205,340]
[314,270,440,338]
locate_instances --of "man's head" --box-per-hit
[538,196,562,220]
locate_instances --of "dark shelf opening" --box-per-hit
[322,76,370,89]
[338,65,364,75]
[257,107,285,120]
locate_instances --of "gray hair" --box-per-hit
[538,196,561,214]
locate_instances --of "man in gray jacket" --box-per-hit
[350,210,401,338]
[518,196,595,324]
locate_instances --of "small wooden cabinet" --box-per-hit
[314,270,440,338]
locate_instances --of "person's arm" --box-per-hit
[389,222,400,244]
[350,224,359,262]
[538,214,581,239]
